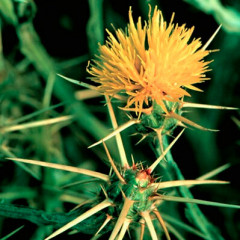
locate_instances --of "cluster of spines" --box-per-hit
[7,123,240,240]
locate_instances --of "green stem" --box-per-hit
[0,203,110,235]
[156,135,224,240]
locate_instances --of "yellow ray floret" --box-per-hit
[88,6,211,114]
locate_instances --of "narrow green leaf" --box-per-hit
[164,222,185,240]
[160,135,225,240]
[0,146,40,180]
[0,226,24,240]
[57,74,97,90]
[161,213,208,238]
[160,194,240,209]
[7,102,66,126]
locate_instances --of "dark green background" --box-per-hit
[0,0,240,239]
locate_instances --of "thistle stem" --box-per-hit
[156,135,225,240]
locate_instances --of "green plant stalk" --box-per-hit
[0,203,109,235]
[0,0,17,25]
[158,135,224,240]
[87,0,104,54]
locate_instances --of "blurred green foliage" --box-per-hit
[0,0,239,239]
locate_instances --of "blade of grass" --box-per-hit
[1,145,40,180]
[7,102,66,125]
[0,188,36,200]
[160,213,206,238]
[164,222,185,240]
[57,55,89,69]
[57,74,98,91]
[1,116,73,133]
[159,194,240,209]
[0,225,24,240]
[43,72,56,108]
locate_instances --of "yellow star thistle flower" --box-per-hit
[88,6,211,115]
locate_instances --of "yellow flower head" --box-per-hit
[88,6,211,114]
